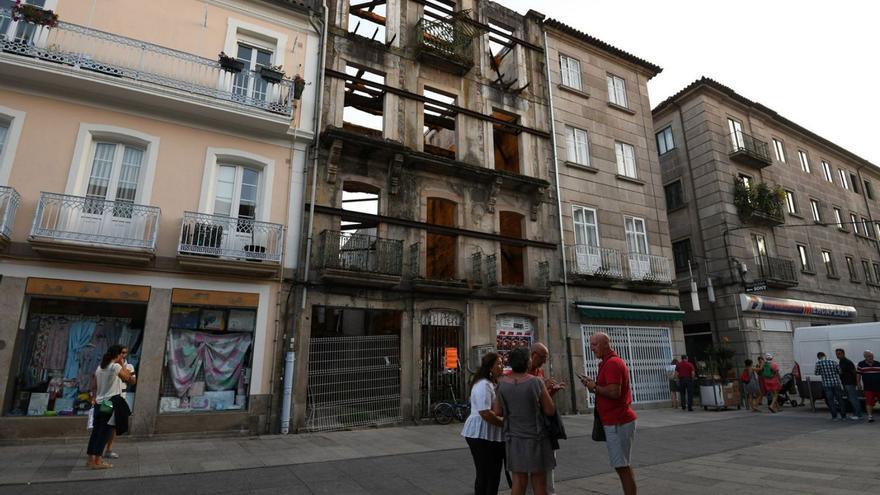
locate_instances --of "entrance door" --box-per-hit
[500,211,525,286]
[426,198,457,280]
[419,314,464,417]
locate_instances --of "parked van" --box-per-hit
[793,322,880,380]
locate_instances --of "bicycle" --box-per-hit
[432,383,470,425]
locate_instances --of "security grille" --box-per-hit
[304,335,401,432]
[581,325,673,407]
[419,324,464,417]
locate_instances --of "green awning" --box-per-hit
[575,302,685,322]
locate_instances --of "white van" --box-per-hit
[793,322,880,380]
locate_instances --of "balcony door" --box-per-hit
[213,164,261,254]
[0,0,46,45]
[80,142,145,242]
[500,211,524,286]
[232,43,272,103]
[426,198,456,280]
[728,117,744,150]
[625,216,649,279]
[572,206,600,274]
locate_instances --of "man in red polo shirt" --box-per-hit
[675,355,696,412]
[581,332,637,495]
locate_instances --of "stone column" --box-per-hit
[130,288,171,436]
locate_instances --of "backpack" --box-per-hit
[740,371,750,384]
[762,362,774,378]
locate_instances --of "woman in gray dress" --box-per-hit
[492,347,556,495]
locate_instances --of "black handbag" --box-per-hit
[544,410,567,450]
[592,407,606,442]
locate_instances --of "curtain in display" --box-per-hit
[63,320,97,398]
[167,329,252,398]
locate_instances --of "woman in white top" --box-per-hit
[104,346,136,460]
[86,345,135,469]
[461,352,505,495]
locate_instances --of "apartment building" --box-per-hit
[653,78,880,373]
[0,0,320,438]
[543,20,682,412]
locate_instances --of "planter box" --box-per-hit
[219,57,245,73]
[259,67,284,84]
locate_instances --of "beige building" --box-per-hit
[0,0,320,438]
[653,78,880,374]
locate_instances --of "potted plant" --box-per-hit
[218,52,244,73]
[293,74,306,100]
[259,64,285,84]
[12,0,59,28]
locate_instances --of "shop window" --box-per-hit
[423,87,457,159]
[500,210,525,286]
[348,0,386,42]
[8,297,146,417]
[492,110,520,174]
[426,197,457,279]
[343,64,385,138]
[311,306,402,337]
[160,305,256,414]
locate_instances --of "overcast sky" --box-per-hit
[500,0,880,164]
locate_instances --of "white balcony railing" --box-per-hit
[30,192,160,250]
[625,253,673,284]
[0,9,296,116]
[568,245,624,278]
[0,185,21,240]
[178,212,283,264]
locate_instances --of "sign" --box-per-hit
[26,278,150,302]
[739,294,856,319]
[745,282,767,293]
[171,289,259,308]
[444,347,458,370]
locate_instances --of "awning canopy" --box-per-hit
[575,301,685,322]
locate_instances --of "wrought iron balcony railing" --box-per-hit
[30,192,159,250]
[179,212,283,263]
[414,13,478,73]
[728,131,771,167]
[753,255,798,286]
[567,245,624,279]
[0,9,296,116]
[486,254,550,290]
[625,253,673,284]
[0,185,21,241]
[407,241,482,284]
[319,230,402,276]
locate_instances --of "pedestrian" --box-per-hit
[579,332,638,495]
[741,359,761,411]
[462,352,505,495]
[814,352,844,421]
[856,350,879,423]
[103,345,135,460]
[527,343,565,495]
[761,353,781,413]
[836,348,863,420]
[491,347,556,495]
[667,359,679,409]
[86,345,136,469]
[675,354,696,411]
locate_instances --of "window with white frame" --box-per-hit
[213,164,261,222]
[615,142,637,178]
[565,126,590,166]
[834,207,844,229]
[773,138,786,163]
[797,244,811,272]
[85,142,145,217]
[821,160,833,182]
[232,42,273,102]
[656,126,674,155]
[0,0,49,43]
[607,74,627,108]
[624,216,648,255]
[809,199,821,223]
[559,55,582,90]
[798,150,810,173]
[785,190,797,214]
[839,169,850,190]
[572,206,599,247]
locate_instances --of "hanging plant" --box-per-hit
[293,74,306,100]
[12,0,58,28]
[218,51,244,73]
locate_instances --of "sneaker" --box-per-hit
[869,417,875,423]
[105,451,119,459]
[849,416,861,421]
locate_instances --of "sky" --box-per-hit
[500,0,880,165]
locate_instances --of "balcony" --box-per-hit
[28,192,159,264]
[0,185,21,249]
[414,14,477,75]
[317,230,403,287]
[408,242,481,295]
[0,9,296,132]
[728,131,772,169]
[486,255,551,301]
[567,245,625,283]
[734,180,785,227]
[624,253,673,285]
[752,255,798,288]
[178,212,283,276]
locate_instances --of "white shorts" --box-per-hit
[603,420,636,468]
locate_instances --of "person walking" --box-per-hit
[762,354,781,413]
[857,350,879,423]
[526,343,564,495]
[675,355,696,412]
[814,352,844,421]
[461,352,506,495]
[837,348,863,420]
[666,359,679,409]
[86,345,135,469]
[492,347,556,495]
[741,359,761,412]
[104,345,135,460]
[580,332,638,495]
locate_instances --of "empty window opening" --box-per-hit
[348,0,387,42]
[492,110,520,174]
[343,64,385,138]
[426,197,457,280]
[422,0,456,21]
[423,88,457,159]
[499,211,525,286]
[341,182,379,237]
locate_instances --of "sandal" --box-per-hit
[89,462,113,469]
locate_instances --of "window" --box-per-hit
[337,182,380,271]
[876,223,880,240]
[347,0,386,41]
[862,217,873,238]
[739,174,752,190]
[833,207,844,229]
[423,87,457,159]
[559,55,582,90]
[343,64,386,138]
[565,126,590,166]
[615,142,637,178]
[821,160,833,182]
[822,250,836,277]
[607,74,627,108]
[0,121,7,159]
[492,110,520,174]
[785,190,797,214]
[846,256,858,281]
[797,244,811,272]
[499,211,525,286]
[839,169,850,190]
[656,126,674,155]
[798,150,810,173]
[728,118,745,150]
[752,234,768,257]
[850,213,859,233]
[1,0,48,43]
[664,180,685,210]
[85,142,145,218]
[672,239,693,274]
[865,180,874,200]
[625,216,650,278]
[426,197,457,280]
[864,260,874,284]
[232,43,273,103]
[809,199,821,223]
[772,139,786,163]
[851,173,861,194]
[214,164,260,224]
[572,206,600,274]
[874,262,880,284]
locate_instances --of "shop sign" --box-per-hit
[745,282,767,293]
[25,278,150,302]
[171,289,259,308]
[739,294,856,319]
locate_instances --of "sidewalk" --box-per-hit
[0,407,751,486]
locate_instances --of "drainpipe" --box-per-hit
[541,29,577,413]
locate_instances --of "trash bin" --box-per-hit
[699,377,725,411]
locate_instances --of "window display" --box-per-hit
[495,315,534,369]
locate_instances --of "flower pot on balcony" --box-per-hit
[293,77,306,100]
[259,66,284,84]
[12,3,59,28]
[218,53,245,73]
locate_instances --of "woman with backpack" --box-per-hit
[761,353,781,413]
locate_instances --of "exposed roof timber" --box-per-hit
[349,0,386,10]
[543,18,662,77]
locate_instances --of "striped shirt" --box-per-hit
[857,360,880,392]
[814,359,842,388]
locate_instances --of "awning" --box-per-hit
[575,302,685,322]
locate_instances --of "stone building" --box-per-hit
[653,78,880,374]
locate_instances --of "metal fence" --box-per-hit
[0,185,21,240]
[754,255,797,284]
[729,131,771,163]
[568,245,624,278]
[414,14,477,66]
[0,9,295,115]
[30,192,159,250]
[625,253,672,283]
[178,211,283,263]
[304,335,402,432]
[581,325,673,407]
[320,230,402,276]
